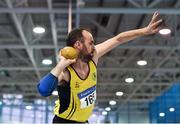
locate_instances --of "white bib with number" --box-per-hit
[78,86,96,108]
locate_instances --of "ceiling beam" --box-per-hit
[1,67,180,72]
[0,44,179,50]
[128,0,141,8]
[121,44,180,106]
[148,0,162,8]
[97,98,153,102]
[0,81,174,86]
[174,0,180,8]
[0,8,180,14]
[47,0,59,63]
[86,17,114,37]
[97,93,160,97]
[0,93,160,98]
[5,0,41,79]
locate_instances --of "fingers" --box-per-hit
[148,19,162,34]
[153,11,159,17]
[68,58,76,64]
[70,59,76,63]
[59,56,66,62]
[59,50,63,58]
[153,12,159,19]
[150,11,160,24]
[151,19,163,29]
[59,50,62,56]
[59,50,63,59]
[152,28,160,33]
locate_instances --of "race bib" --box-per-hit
[78,86,96,108]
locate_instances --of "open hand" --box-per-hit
[144,12,163,35]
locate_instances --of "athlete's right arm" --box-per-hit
[37,55,76,97]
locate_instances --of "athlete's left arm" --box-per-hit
[93,12,162,63]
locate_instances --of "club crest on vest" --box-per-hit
[92,72,96,81]
[75,82,80,88]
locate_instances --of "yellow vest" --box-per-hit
[54,60,97,122]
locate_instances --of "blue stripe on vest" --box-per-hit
[78,85,96,99]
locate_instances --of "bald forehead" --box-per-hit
[82,30,93,40]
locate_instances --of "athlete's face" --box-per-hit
[79,30,95,61]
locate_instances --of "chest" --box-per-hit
[69,62,97,90]
[75,66,89,80]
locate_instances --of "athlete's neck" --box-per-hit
[72,59,88,70]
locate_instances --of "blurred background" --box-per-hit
[0,0,180,123]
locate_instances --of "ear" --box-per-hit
[74,41,82,49]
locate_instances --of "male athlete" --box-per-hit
[37,12,162,123]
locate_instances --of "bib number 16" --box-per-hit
[85,92,96,106]
[80,92,96,108]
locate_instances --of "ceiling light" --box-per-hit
[169,107,175,112]
[15,94,23,99]
[159,112,165,117]
[52,91,58,96]
[105,107,111,111]
[102,111,107,115]
[48,106,53,111]
[0,71,5,76]
[92,114,96,117]
[3,94,13,99]
[35,99,46,105]
[26,105,33,110]
[42,59,52,65]
[109,100,116,105]
[33,26,45,34]
[55,100,59,104]
[116,91,123,96]
[137,60,147,66]
[13,99,22,105]
[157,20,171,35]
[77,0,85,7]
[159,28,171,35]
[125,78,134,83]
[3,99,12,105]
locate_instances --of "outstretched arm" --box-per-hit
[93,12,162,63]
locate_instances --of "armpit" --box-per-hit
[62,68,70,83]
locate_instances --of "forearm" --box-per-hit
[115,27,147,44]
[50,62,65,77]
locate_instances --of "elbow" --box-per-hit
[37,84,52,97]
[37,73,58,97]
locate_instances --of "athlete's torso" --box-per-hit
[54,60,97,122]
